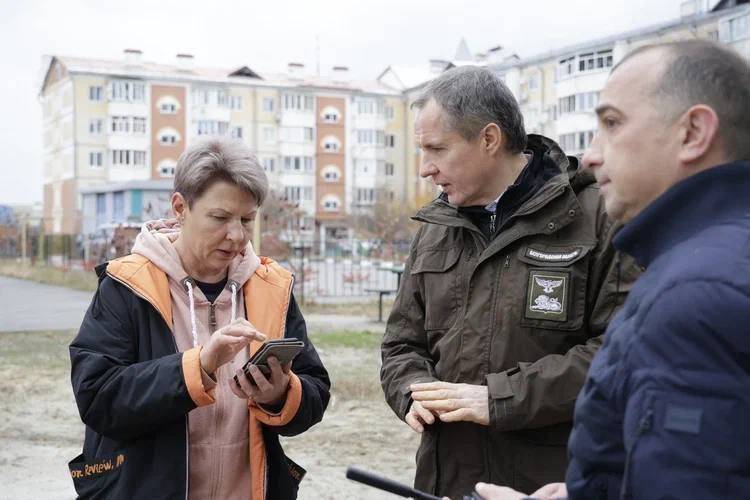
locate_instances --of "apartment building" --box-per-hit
[39,52,404,244]
[40,0,749,241]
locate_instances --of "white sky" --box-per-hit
[0,0,694,205]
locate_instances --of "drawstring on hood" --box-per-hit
[184,279,198,347]
[230,281,238,323]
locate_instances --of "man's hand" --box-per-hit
[200,319,266,374]
[410,381,489,425]
[531,482,567,499]
[231,356,292,406]
[474,482,528,500]
[404,400,439,433]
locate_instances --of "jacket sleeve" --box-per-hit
[253,293,330,436]
[622,280,750,498]
[70,276,199,441]
[487,202,642,432]
[380,230,440,420]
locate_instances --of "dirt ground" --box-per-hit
[0,328,420,500]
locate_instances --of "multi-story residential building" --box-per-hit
[39,53,403,245]
[40,0,749,244]
[376,0,749,202]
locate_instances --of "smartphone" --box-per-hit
[233,338,304,387]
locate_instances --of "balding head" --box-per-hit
[613,40,750,161]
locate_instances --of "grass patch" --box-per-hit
[309,329,383,350]
[0,260,97,292]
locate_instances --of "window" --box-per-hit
[558,49,613,79]
[321,165,341,182]
[321,106,341,123]
[355,188,376,205]
[558,131,595,152]
[279,127,313,142]
[231,126,243,139]
[192,88,230,107]
[158,96,180,114]
[385,134,395,148]
[110,80,145,102]
[321,195,341,211]
[262,157,275,172]
[113,191,125,222]
[385,105,394,120]
[282,156,314,173]
[89,151,103,167]
[111,116,129,134]
[111,116,145,134]
[111,149,147,166]
[262,126,276,143]
[357,129,376,145]
[558,92,599,116]
[322,136,340,152]
[262,97,275,112]
[385,162,394,176]
[197,120,229,136]
[159,129,179,145]
[283,186,313,203]
[89,86,103,101]
[133,117,146,134]
[158,160,176,177]
[357,99,375,114]
[282,93,314,111]
[217,91,228,108]
[229,95,242,110]
[89,119,103,134]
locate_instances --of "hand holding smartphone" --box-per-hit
[233,338,304,387]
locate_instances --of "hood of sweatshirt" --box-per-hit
[131,219,262,346]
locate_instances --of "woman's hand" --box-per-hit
[231,356,292,407]
[199,319,266,375]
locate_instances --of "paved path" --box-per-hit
[0,276,93,332]
[0,276,387,334]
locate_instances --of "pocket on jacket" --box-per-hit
[411,247,463,331]
[68,451,126,498]
[517,244,594,332]
[622,387,748,497]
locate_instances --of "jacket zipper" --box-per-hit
[621,408,653,498]
[106,272,190,500]
[489,213,496,234]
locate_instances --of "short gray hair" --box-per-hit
[173,138,269,207]
[617,39,750,160]
[412,66,527,153]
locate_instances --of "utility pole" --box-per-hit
[20,213,28,264]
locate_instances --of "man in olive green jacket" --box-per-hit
[380,66,639,499]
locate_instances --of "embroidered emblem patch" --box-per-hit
[526,270,569,321]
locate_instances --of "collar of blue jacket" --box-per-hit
[614,161,750,267]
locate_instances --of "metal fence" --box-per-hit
[2,226,410,302]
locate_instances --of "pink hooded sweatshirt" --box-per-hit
[132,221,260,500]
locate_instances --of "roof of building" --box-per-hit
[41,54,400,96]
[489,1,749,72]
[79,180,174,194]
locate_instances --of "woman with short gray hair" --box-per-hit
[69,137,330,499]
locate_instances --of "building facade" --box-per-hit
[40,1,750,241]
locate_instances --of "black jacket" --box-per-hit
[69,257,329,499]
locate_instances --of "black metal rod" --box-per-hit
[346,467,442,500]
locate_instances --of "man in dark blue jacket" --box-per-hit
[475,39,750,500]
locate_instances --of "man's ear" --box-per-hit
[481,123,503,156]
[171,192,188,221]
[677,104,720,164]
